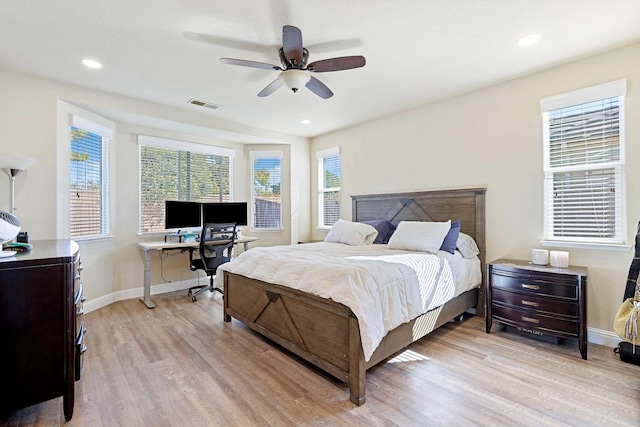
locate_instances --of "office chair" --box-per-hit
[187,222,237,302]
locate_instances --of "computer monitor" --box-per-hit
[164,200,202,231]
[202,202,248,226]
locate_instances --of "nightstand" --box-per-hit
[486,258,588,359]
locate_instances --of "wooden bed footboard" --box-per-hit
[223,271,478,405]
[223,271,366,405]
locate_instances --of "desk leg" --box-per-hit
[140,248,156,309]
[243,242,249,251]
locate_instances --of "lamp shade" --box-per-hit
[278,70,311,92]
[0,155,36,172]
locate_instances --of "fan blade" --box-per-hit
[308,56,366,72]
[220,58,281,71]
[305,76,333,99]
[257,79,284,97]
[282,25,303,65]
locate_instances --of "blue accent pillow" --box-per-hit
[361,220,396,244]
[440,220,461,254]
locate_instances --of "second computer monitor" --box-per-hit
[202,202,248,226]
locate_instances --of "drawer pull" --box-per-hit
[522,284,539,291]
[522,316,540,324]
[521,300,539,307]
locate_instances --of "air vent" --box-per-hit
[187,98,220,110]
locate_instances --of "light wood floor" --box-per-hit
[2,290,639,426]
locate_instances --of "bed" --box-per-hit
[221,187,486,405]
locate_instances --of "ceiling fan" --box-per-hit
[220,25,366,99]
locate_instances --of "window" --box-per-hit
[138,135,234,233]
[541,79,626,246]
[70,115,112,238]
[250,151,282,230]
[317,147,341,228]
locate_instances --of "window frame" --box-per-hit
[316,146,341,229]
[250,150,283,231]
[540,79,627,250]
[68,114,113,240]
[137,135,235,234]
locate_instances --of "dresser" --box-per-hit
[0,240,85,420]
[486,258,587,359]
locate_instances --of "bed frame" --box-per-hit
[223,187,486,405]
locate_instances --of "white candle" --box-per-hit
[550,250,569,268]
[531,249,549,265]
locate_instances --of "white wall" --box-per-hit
[311,42,640,334]
[0,68,310,303]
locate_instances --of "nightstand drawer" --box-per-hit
[492,304,579,336]
[491,272,577,299]
[492,288,578,317]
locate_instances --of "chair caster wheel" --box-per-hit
[187,289,192,296]
[192,296,197,302]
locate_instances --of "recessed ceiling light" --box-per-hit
[301,120,311,124]
[82,59,103,69]
[517,34,541,47]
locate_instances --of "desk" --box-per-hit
[137,236,259,308]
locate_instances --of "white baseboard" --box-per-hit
[587,326,623,349]
[83,278,199,313]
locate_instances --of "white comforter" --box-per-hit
[215,242,480,361]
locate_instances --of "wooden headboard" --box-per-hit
[351,187,487,315]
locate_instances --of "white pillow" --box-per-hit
[387,220,451,253]
[324,219,378,246]
[456,232,480,258]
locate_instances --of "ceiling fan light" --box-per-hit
[278,70,310,93]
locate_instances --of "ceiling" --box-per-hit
[3,0,640,141]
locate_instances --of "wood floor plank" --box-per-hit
[1,290,638,426]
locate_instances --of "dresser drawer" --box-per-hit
[492,288,578,317]
[491,271,577,300]
[492,304,579,336]
[75,319,87,381]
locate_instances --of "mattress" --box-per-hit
[215,242,481,361]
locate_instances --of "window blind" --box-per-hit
[541,80,626,244]
[250,151,282,230]
[317,147,341,227]
[138,135,234,233]
[70,120,110,238]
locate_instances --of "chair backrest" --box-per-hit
[198,222,237,273]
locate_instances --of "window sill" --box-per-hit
[72,235,114,243]
[540,240,631,252]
